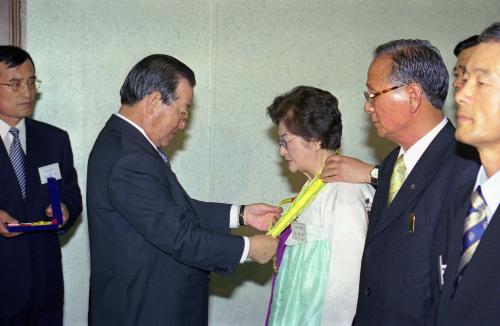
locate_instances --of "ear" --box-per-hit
[310,138,322,151]
[145,91,163,114]
[407,83,423,113]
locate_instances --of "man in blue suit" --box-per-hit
[0,46,82,325]
[87,54,279,325]
[352,40,476,325]
[436,22,500,326]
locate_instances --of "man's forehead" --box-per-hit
[367,55,392,85]
[0,61,35,79]
[456,46,476,66]
[466,42,500,76]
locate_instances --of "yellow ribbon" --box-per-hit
[267,170,326,238]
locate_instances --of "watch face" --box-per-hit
[371,167,379,179]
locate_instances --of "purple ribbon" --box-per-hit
[265,226,291,325]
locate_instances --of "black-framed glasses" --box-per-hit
[277,136,298,150]
[171,101,189,120]
[0,78,42,92]
[364,84,407,105]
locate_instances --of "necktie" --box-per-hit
[156,147,170,167]
[9,127,26,199]
[457,187,489,280]
[388,154,406,205]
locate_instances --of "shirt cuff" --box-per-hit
[240,236,250,263]
[229,204,240,228]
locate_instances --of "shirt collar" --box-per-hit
[114,113,157,150]
[474,166,500,218]
[398,117,448,176]
[0,118,26,152]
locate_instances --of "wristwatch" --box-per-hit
[370,165,379,186]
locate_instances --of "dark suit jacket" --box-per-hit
[87,115,245,326]
[436,165,500,326]
[354,122,477,326]
[0,118,82,316]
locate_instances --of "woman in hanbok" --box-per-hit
[266,86,375,325]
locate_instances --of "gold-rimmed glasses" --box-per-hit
[0,78,42,92]
[171,101,189,120]
[364,84,407,106]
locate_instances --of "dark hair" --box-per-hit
[0,46,35,71]
[453,35,479,57]
[267,86,342,150]
[120,54,196,105]
[479,22,500,43]
[374,39,448,110]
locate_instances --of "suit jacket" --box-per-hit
[353,122,477,326]
[0,118,82,316]
[87,115,245,326]
[436,165,500,326]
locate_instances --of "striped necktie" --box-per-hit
[9,127,26,199]
[456,186,490,281]
[157,147,170,167]
[388,154,406,205]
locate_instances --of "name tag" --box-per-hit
[291,222,307,242]
[38,163,62,184]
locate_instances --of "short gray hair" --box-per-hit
[374,39,448,110]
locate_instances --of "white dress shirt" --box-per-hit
[473,166,500,224]
[0,118,26,154]
[397,117,448,177]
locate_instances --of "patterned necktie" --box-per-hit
[156,147,170,167]
[9,127,26,199]
[457,186,490,280]
[388,154,406,205]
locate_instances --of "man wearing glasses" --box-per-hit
[0,46,82,325]
[87,54,279,325]
[321,36,481,185]
[351,40,477,325]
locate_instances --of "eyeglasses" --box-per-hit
[277,136,298,150]
[0,78,42,92]
[171,101,189,120]
[364,84,407,106]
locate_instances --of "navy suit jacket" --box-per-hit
[436,165,500,326]
[87,115,245,325]
[0,118,82,316]
[354,122,477,326]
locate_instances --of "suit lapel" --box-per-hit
[437,169,477,316]
[366,149,396,238]
[367,122,455,242]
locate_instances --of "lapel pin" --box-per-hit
[408,213,416,233]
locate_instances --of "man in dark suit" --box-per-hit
[320,35,480,187]
[352,40,476,325]
[87,54,279,325]
[0,46,82,325]
[436,22,500,326]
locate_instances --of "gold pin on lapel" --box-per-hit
[408,213,416,233]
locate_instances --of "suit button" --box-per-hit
[364,287,371,296]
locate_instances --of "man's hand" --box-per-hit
[321,155,374,184]
[248,234,278,264]
[244,203,282,231]
[0,210,22,238]
[45,202,70,228]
